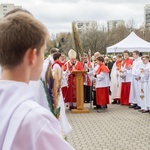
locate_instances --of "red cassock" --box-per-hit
[120,58,132,105]
[120,82,131,105]
[64,61,83,103]
[96,87,109,106]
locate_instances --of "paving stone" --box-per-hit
[66,101,150,150]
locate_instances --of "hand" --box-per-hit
[120,70,124,73]
[140,69,144,73]
[135,76,141,81]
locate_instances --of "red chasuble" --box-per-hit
[64,61,83,103]
[120,58,132,105]
[96,64,110,106]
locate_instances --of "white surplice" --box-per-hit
[96,72,110,88]
[110,62,121,99]
[146,69,150,109]
[138,62,150,110]
[129,57,142,105]
[0,80,74,150]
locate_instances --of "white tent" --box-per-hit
[107,32,150,53]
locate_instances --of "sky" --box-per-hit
[1,0,150,35]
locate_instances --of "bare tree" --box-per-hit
[126,19,135,32]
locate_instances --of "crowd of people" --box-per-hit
[1,7,150,150]
[52,48,150,115]
[81,50,150,114]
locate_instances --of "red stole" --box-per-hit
[51,61,61,69]
[116,60,122,70]
[59,61,66,67]
[96,63,110,74]
[122,58,132,68]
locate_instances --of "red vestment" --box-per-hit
[64,61,83,103]
[61,86,67,99]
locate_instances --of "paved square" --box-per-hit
[66,103,150,150]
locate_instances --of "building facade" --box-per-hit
[107,20,125,31]
[74,21,97,34]
[0,3,22,19]
[144,4,150,29]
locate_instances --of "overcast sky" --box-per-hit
[1,0,150,35]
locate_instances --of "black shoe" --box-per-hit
[69,106,73,110]
[129,104,137,108]
[93,106,97,109]
[134,106,141,110]
[103,105,107,109]
[117,101,120,104]
[111,100,117,104]
[142,110,149,113]
[94,106,101,109]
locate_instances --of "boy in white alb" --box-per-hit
[129,50,142,109]
[110,54,122,104]
[0,12,74,150]
[95,56,110,111]
[137,55,150,113]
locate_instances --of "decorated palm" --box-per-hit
[72,21,84,60]
[42,62,60,119]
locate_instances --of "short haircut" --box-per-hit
[83,53,88,57]
[97,56,104,62]
[123,50,130,55]
[133,50,140,55]
[0,12,48,68]
[116,54,122,59]
[142,55,149,60]
[50,48,57,54]
[104,57,109,61]
[4,8,32,17]
[53,52,61,61]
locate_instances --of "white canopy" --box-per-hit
[107,32,150,53]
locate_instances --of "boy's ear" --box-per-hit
[28,48,37,65]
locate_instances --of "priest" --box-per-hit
[64,49,84,109]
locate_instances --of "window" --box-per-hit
[77,23,83,28]
[86,22,89,26]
